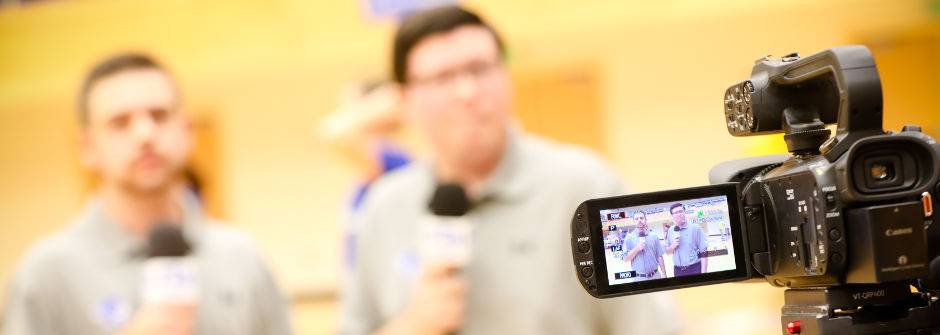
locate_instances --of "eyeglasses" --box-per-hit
[407,59,503,91]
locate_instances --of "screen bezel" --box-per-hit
[586,183,750,297]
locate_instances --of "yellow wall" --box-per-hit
[1,0,937,334]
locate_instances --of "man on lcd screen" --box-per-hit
[622,211,666,280]
[665,203,708,276]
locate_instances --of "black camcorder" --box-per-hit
[571,45,940,334]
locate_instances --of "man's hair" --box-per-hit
[670,203,686,214]
[77,53,169,127]
[632,211,646,219]
[392,5,505,84]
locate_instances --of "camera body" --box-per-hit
[571,46,940,304]
[720,45,939,289]
[725,128,939,289]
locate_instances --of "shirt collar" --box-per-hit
[421,128,530,210]
[475,128,528,204]
[79,190,207,259]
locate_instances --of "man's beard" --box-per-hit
[117,167,184,197]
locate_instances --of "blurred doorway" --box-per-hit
[512,63,607,155]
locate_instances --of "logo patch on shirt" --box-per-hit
[93,296,131,330]
[397,250,420,281]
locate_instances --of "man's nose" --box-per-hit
[131,114,157,142]
[452,71,480,102]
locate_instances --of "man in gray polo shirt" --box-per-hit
[2,53,292,335]
[622,211,666,280]
[666,202,708,277]
[339,6,681,335]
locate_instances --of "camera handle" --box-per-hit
[769,45,885,162]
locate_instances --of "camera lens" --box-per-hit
[870,162,894,181]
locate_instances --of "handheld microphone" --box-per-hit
[419,184,473,267]
[141,223,198,304]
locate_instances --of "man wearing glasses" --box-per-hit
[665,203,709,277]
[340,5,681,335]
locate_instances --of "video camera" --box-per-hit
[571,45,940,334]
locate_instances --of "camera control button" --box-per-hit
[580,266,594,278]
[831,252,844,264]
[786,321,802,334]
[901,125,922,133]
[828,228,842,241]
[825,192,837,208]
[922,192,934,217]
[781,52,800,62]
[821,137,838,154]
[577,241,591,253]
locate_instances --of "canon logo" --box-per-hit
[885,227,913,237]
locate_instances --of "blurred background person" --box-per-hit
[339,6,681,334]
[319,80,412,274]
[319,80,411,212]
[1,53,292,335]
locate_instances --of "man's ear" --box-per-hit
[77,129,98,170]
[185,113,196,152]
[397,84,418,121]
[182,111,194,133]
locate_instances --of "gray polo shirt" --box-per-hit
[340,133,682,335]
[666,224,708,267]
[2,193,293,335]
[622,231,664,275]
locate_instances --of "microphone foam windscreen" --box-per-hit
[428,183,470,217]
[147,223,192,257]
